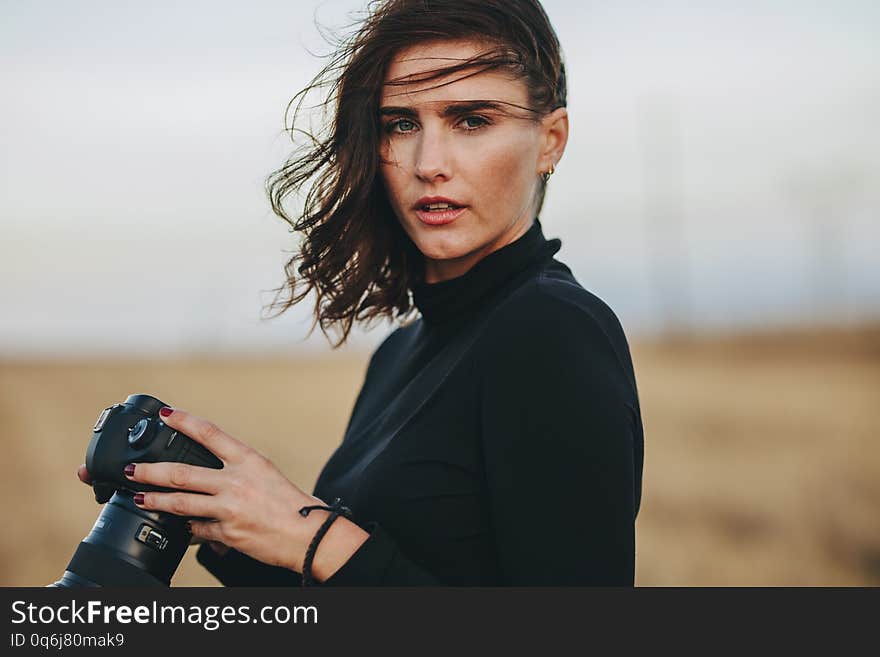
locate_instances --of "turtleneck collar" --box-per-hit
[412,217,561,325]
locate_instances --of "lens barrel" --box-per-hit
[52,492,191,587]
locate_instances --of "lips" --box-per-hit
[413,196,467,226]
[414,196,465,211]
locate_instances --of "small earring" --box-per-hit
[541,164,555,182]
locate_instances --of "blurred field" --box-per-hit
[1,325,878,586]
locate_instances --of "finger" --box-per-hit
[189,519,224,544]
[158,407,247,464]
[134,490,216,518]
[126,461,223,495]
[77,464,92,485]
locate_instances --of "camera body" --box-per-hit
[86,394,222,502]
[52,394,223,587]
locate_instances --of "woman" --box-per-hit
[78,0,645,586]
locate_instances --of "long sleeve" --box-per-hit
[195,522,444,586]
[320,521,443,585]
[195,543,302,586]
[476,283,642,585]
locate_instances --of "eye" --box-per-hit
[458,115,490,131]
[387,118,418,134]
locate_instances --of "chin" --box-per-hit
[411,234,471,261]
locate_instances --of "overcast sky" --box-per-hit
[2,0,878,356]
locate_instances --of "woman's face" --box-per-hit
[379,39,567,283]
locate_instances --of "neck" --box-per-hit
[422,216,535,284]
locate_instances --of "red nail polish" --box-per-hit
[159,407,173,418]
[134,493,145,505]
[124,464,135,477]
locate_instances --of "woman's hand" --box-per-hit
[76,463,226,552]
[113,406,368,577]
[76,463,92,485]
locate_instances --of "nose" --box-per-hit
[414,127,452,182]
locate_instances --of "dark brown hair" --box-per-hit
[265,0,567,346]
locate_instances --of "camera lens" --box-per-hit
[127,418,152,448]
[52,493,188,587]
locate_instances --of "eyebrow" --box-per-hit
[378,100,507,118]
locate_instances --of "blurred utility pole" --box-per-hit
[784,167,865,326]
[637,96,693,338]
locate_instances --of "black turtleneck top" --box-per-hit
[197,219,644,586]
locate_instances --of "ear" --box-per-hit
[537,107,569,175]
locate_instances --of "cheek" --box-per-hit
[466,137,536,200]
[379,161,406,209]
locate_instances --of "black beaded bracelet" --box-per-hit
[298,497,353,587]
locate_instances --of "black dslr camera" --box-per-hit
[51,394,223,587]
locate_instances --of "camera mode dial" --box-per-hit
[127,418,154,449]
